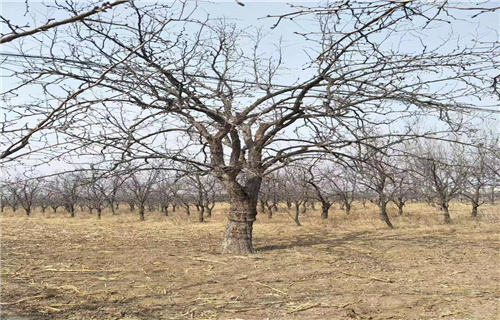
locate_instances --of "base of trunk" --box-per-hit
[221,220,254,254]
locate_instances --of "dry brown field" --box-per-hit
[1,202,499,320]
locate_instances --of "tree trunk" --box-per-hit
[321,201,330,219]
[198,206,205,223]
[129,203,135,212]
[294,203,302,226]
[205,205,212,218]
[395,199,405,216]
[110,202,116,215]
[97,208,102,219]
[471,202,479,218]
[221,199,256,254]
[259,199,265,213]
[301,202,307,214]
[139,204,145,221]
[344,201,351,215]
[163,205,169,216]
[25,207,31,216]
[172,203,177,212]
[440,202,451,223]
[397,204,404,216]
[378,201,394,229]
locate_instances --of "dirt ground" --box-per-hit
[1,202,499,320]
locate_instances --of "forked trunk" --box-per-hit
[301,203,307,214]
[440,202,451,223]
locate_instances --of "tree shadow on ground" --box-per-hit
[256,230,373,251]
[255,228,479,252]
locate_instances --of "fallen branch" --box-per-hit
[0,294,45,305]
[340,271,394,283]
[44,268,122,273]
[251,280,288,296]
[287,303,321,314]
[186,257,228,265]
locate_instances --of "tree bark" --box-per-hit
[294,203,302,226]
[110,202,117,215]
[221,200,256,254]
[321,201,330,219]
[198,206,204,223]
[344,201,351,215]
[221,177,260,255]
[440,202,451,223]
[97,208,102,219]
[471,203,478,218]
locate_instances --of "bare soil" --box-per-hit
[1,202,499,319]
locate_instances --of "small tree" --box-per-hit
[416,142,468,223]
[126,170,159,221]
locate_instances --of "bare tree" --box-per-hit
[126,170,159,221]
[9,177,41,216]
[415,142,468,223]
[354,145,396,229]
[2,2,498,253]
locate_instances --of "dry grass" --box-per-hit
[1,202,499,319]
